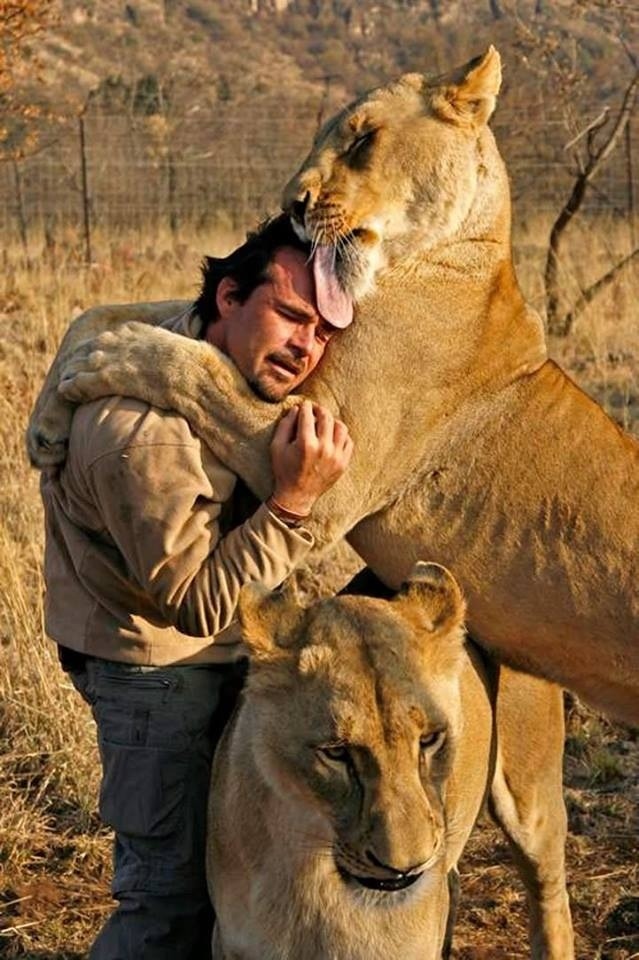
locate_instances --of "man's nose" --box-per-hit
[289,326,315,356]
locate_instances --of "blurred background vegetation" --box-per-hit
[0,2,637,958]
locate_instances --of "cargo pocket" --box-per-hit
[98,739,189,839]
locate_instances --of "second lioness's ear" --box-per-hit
[430,46,502,128]
[238,583,306,662]
[392,562,466,638]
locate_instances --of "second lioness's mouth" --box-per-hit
[337,865,424,893]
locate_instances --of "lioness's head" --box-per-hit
[283,47,505,301]
[238,562,466,897]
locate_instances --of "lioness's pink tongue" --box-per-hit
[312,246,353,329]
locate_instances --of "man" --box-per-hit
[39,215,353,959]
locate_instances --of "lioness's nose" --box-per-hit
[282,174,303,214]
[290,192,310,225]
[283,167,320,214]
[365,848,428,877]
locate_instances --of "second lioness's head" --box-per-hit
[238,562,466,897]
[283,47,505,300]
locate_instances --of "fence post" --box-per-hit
[78,114,93,265]
[315,74,339,136]
[12,158,30,262]
[625,119,635,249]
[167,146,178,239]
[238,133,248,229]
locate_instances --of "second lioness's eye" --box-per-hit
[419,729,445,753]
[318,744,350,763]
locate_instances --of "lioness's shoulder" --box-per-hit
[75,299,190,334]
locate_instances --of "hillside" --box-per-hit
[25,0,636,121]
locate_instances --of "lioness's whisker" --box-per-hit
[309,228,321,260]
[336,234,356,267]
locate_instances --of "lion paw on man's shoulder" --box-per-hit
[26,403,73,468]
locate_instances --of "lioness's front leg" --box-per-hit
[36,318,369,549]
[55,320,297,499]
[26,300,187,467]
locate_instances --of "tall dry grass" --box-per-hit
[0,224,241,955]
[0,217,637,957]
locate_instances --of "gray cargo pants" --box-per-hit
[65,653,246,960]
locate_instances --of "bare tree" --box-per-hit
[0,0,54,160]
[544,66,639,336]
[511,0,638,336]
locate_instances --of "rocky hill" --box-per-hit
[29,0,634,121]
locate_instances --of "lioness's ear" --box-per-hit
[431,46,502,127]
[238,583,306,662]
[392,562,466,636]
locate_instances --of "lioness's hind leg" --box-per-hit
[490,670,573,960]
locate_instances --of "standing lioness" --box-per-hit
[210,563,572,959]
[28,47,639,722]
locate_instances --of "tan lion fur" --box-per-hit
[27,47,639,724]
[207,565,572,960]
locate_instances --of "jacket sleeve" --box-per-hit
[84,437,314,638]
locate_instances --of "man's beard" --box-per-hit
[247,375,286,403]
[248,352,305,403]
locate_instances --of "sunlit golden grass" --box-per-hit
[0,223,243,956]
[0,217,637,958]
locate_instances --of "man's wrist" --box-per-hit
[266,494,312,529]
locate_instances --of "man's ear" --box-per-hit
[392,562,466,637]
[215,276,240,320]
[430,46,502,128]
[238,583,307,662]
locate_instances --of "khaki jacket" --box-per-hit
[40,311,314,665]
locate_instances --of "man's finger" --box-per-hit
[343,435,354,465]
[333,419,350,448]
[313,404,335,444]
[296,400,318,447]
[272,407,298,446]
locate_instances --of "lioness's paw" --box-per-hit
[26,400,74,468]
[57,324,147,402]
[58,370,114,402]
[27,429,69,468]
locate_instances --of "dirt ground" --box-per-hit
[454,701,638,959]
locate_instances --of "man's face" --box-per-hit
[207,247,338,402]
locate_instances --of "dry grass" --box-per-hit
[0,218,637,959]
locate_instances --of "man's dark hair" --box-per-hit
[194,214,310,323]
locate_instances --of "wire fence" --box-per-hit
[1,102,637,253]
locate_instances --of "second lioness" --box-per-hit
[209,563,572,960]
